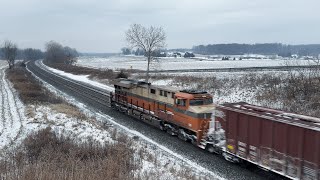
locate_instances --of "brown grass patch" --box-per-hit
[0,127,137,180]
[6,65,63,104]
[49,103,86,120]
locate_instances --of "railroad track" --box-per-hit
[27,60,111,110]
[26,60,286,180]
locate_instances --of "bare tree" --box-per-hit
[125,24,166,82]
[64,46,79,65]
[3,40,18,69]
[45,41,78,65]
[45,41,66,64]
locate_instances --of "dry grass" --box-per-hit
[6,64,63,104]
[49,103,87,120]
[7,64,95,119]
[0,127,137,180]
[4,64,136,179]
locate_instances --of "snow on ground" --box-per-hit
[38,60,115,92]
[156,70,286,79]
[0,65,26,151]
[212,87,258,105]
[77,55,313,71]
[24,104,115,145]
[0,60,7,69]
[28,62,224,179]
[0,59,223,179]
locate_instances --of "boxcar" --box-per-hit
[215,102,320,180]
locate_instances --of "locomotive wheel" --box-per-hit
[191,139,197,146]
[205,144,216,154]
[166,128,175,136]
[159,124,165,131]
[178,133,188,141]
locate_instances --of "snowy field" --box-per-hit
[0,60,6,68]
[77,55,313,71]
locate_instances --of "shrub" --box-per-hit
[116,70,128,79]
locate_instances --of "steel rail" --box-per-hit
[27,60,110,108]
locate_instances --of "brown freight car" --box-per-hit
[215,102,320,180]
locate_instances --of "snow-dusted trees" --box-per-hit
[45,41,78,65]
[121,47,131,55]
[23,48,44,61]
[125,24,166,82]
[2,40,18,69]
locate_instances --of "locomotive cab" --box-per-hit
[174,90,214,114]
[174,90,216,145]
[174,92,193,110]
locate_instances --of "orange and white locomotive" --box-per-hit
[111,79,218,147]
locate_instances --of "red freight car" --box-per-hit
[214,102,320,180]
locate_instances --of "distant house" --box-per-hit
[158,52,167,57]
[184,52,195,58]
[174,52,182,57]
[291,54,299,59]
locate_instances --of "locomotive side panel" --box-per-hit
[126,91,204,134]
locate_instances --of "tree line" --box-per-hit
[0,47,44,61]
[192,43,320,56]
[0,40,79,69]
[0,41,45,68]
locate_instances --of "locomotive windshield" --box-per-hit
[189,98,213,106]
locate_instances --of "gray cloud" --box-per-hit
[0,0,319,52]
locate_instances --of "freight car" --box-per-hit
[215,102,320,180]
[110,79,320,180]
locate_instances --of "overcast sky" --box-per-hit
[0,0,319,52]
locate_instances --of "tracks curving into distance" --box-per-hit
[26,60,286,180]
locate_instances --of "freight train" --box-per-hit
[110,78,320,180]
